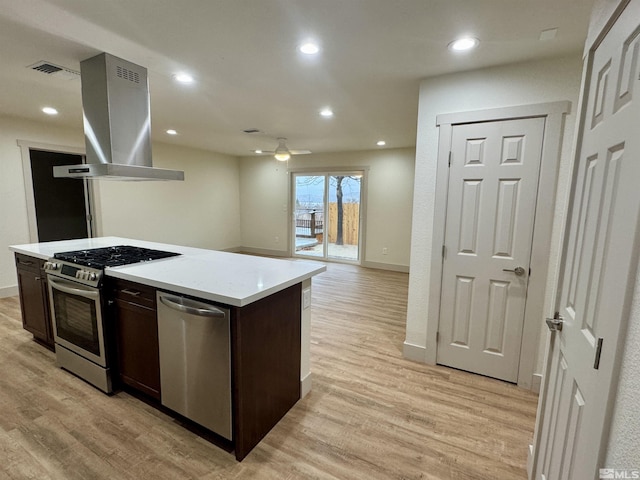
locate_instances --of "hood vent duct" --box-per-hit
[53,53,184,181]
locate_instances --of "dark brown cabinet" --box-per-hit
[231,283,301,461]
[15,253,54,349]
[108,278,161,400]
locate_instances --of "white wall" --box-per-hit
[239,155,290,254]
[239,148,415,270]
[0,115,84,296]
[605,270,640,469]
[94,142,241,250]
[404,54,584,374]
[0,115,241,296]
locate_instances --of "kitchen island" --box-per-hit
[10,237,325,460]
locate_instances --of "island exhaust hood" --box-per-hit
[54,53,184,181]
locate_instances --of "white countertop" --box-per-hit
[10,237,326,307]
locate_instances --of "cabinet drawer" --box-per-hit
[110,278,156,309]
[15,253,45,273]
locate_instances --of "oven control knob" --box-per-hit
[76,271,83,280]
[45,262,60,271]
[89,273,97,281]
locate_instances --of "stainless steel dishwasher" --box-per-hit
[156,292,232,440]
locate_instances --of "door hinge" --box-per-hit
[436,331,440,342]
[594,337,604,369]
[86,214,93,222]
[442,245,446,258]
[448,151,452,167]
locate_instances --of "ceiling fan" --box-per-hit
[255,137,311,161]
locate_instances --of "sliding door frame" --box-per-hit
[289,167,368,265]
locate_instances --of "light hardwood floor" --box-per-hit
[0,263,538,479]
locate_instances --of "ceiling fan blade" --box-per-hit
[290,149,312,155]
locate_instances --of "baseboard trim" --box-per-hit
[362,261,409,273]
[0,285,18,298]
[301,372,313,398]
[238,246,289,257]
[237,248,409,273]
[527,443,534,479]
[403,341,427,363]
[220,246,242,253]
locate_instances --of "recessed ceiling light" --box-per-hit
[320,108,333,117]
[377,140,386,146]
[173,73,194,84]
[448,37,480,52]
[255,150,263,154]
[166,129,178,135]
[299,42,320,55]
[42,107,58,115]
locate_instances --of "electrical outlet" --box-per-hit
[382,247,388,255]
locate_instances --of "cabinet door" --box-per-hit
[16,266,52,344]
[114,298,161,400]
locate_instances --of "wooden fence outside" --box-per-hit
[328,202,359,245]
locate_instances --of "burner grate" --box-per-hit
[54,245,180,268]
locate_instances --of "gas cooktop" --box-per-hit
[53,245,181,269]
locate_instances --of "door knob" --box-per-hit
[503,266,526,276]
[545,314,564,332]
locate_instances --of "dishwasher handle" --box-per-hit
[158,293,226,318]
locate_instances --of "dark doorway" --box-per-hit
[29,149,91,242]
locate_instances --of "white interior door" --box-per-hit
[533,1,640,478]
[437,117,545,382]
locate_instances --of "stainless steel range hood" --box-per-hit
[54,53,184,181]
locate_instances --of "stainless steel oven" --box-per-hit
[43,245,181,394]
[45,260,112,393]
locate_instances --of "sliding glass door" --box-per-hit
[293,175,326,258]
[293,171,363,263]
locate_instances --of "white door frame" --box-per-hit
[427,101,570,390]
[17,140,92,243]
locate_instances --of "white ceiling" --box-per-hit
[0,0,594,157]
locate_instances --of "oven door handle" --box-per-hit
[48,277,100,299]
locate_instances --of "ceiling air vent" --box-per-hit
[28,61,80,80]
[243,128,262,134]
[33,63,62,74]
